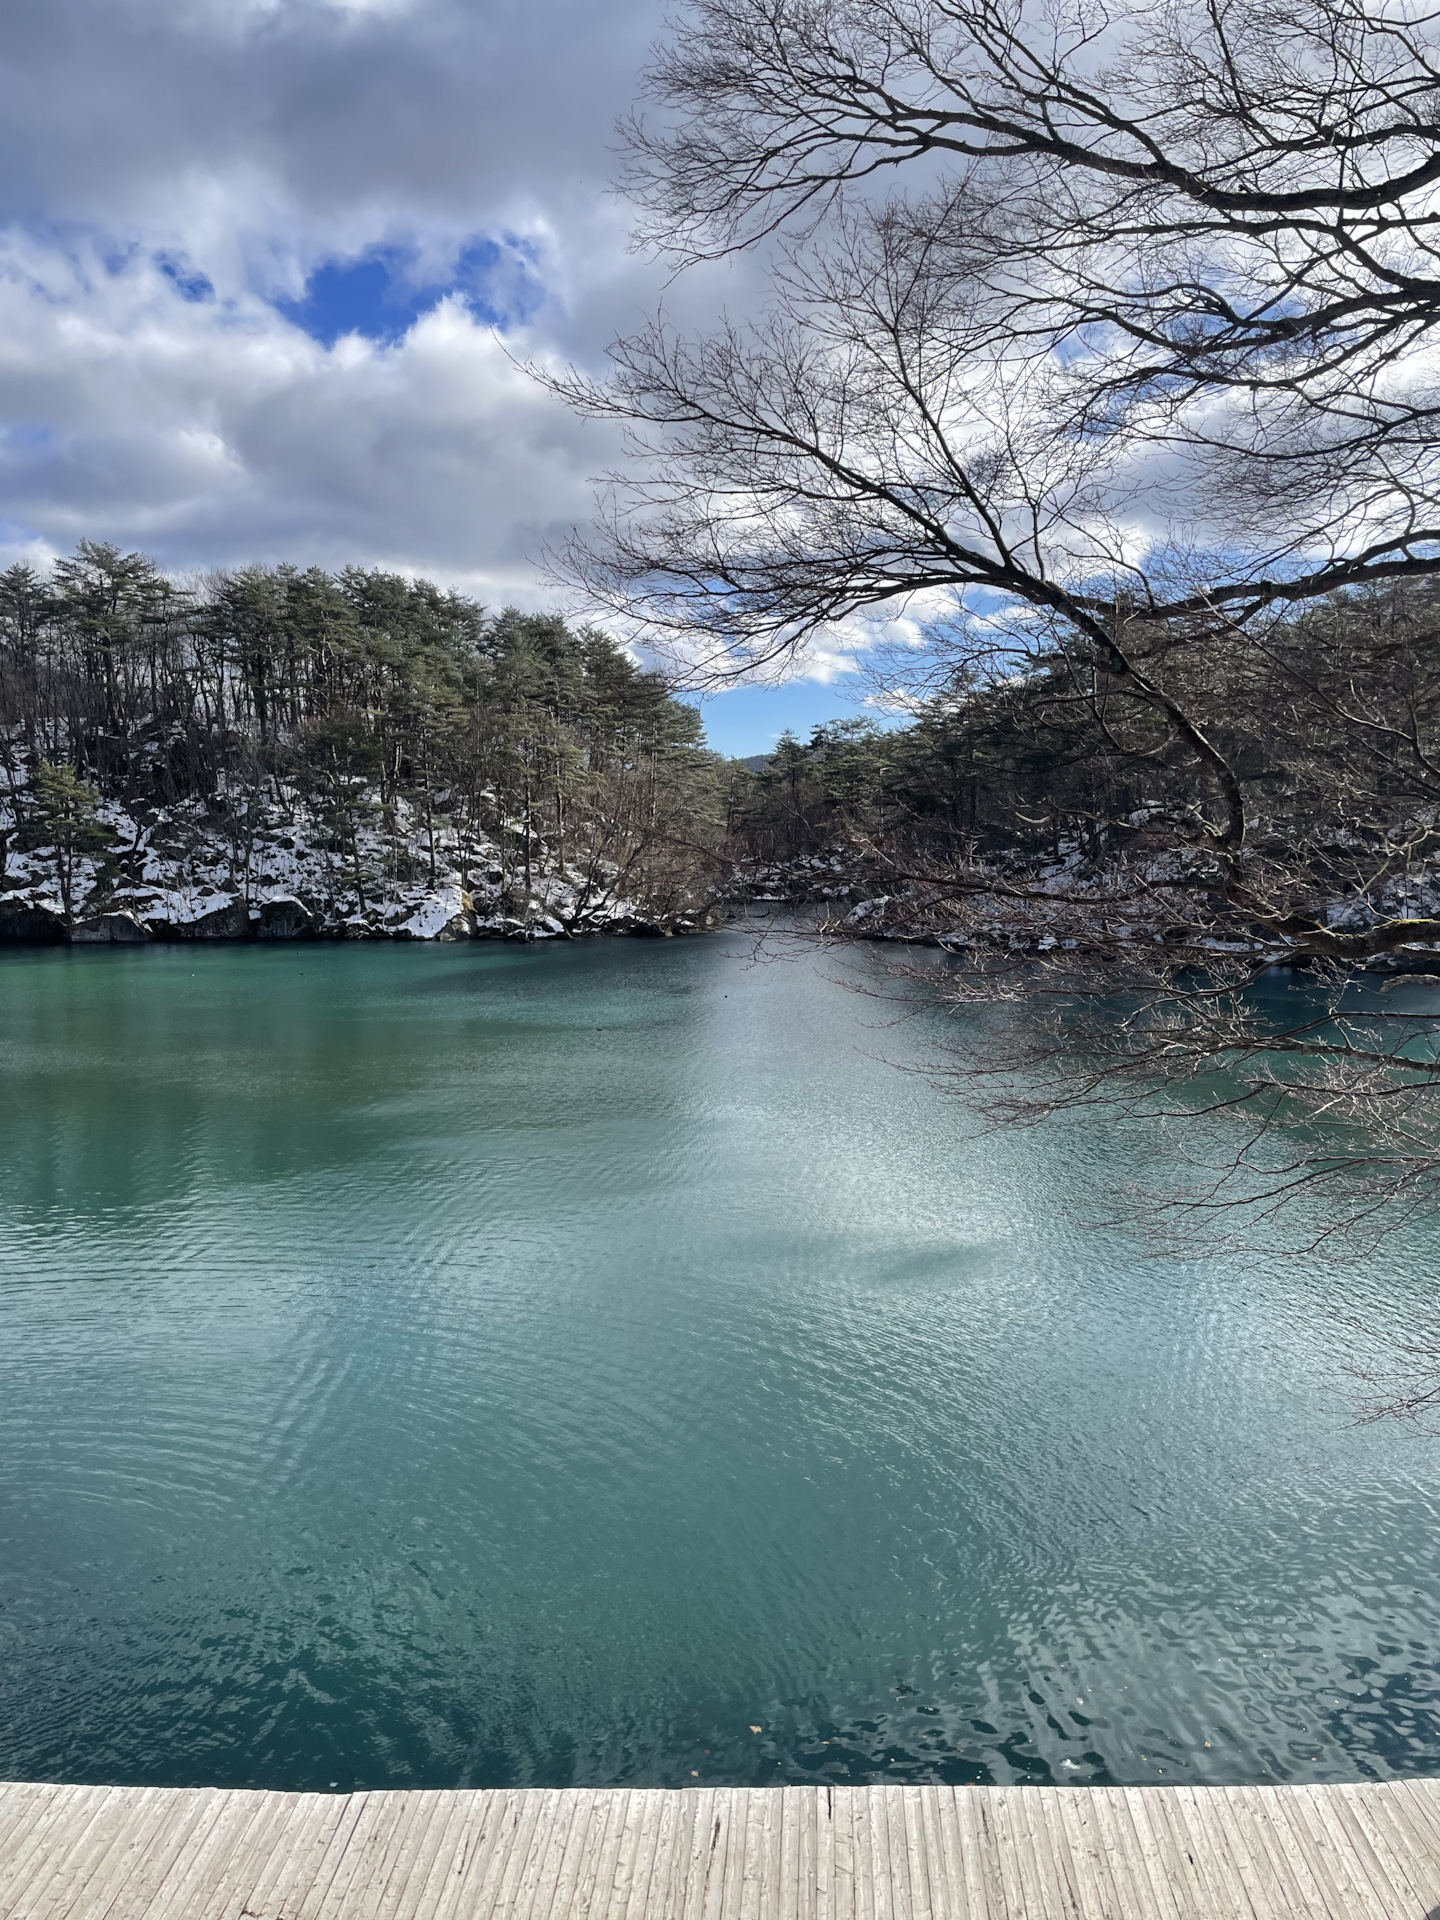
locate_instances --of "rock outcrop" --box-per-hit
[68,912,150,944]
[1,772,716,945]
[0,904,64,944]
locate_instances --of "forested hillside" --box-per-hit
[731,582,1440,969]
[0,543,726,941]
[9,539,1440,980]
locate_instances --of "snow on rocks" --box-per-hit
[0,759,711,945]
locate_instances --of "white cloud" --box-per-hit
[0,0,924,716]
[0,0,693,599]
[0,232,626,603]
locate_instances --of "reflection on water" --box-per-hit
[1,935,1439,1791]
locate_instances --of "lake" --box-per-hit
[1,931,1439,1791]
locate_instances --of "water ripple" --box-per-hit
[2,938,1440,1790]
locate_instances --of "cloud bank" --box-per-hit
[0,0,690,602]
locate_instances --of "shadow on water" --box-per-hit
[3,938,1440,1791]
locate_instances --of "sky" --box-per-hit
[0,0,889,756]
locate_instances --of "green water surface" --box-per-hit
[1,934,1439,1790]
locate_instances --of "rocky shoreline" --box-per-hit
[0,897,713,945]
[0,777,715,946]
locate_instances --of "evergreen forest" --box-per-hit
[0,542,726,941]
[4,541,1440,965]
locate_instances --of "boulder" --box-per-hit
[252,896,314,940]
[392,889,475,940]
[68,912,150,944]
[163,899,251,940]
[434,909,476,941]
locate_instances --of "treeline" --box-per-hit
[732,583,1440,928]
[0,542,727,930]
[9,542,1432,943]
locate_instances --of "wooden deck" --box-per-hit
[3,1779,1440,1920]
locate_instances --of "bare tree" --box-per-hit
[550,0,1440,1270]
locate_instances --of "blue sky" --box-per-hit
[0,0,921,758]
[275,237,546,348]
[681,679,890,758]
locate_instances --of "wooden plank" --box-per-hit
[21,1785,146,1920]
[217,1790,334,1920]
[605,1791,656,1920]
[580,1790,633,1920]
[1113,1781,1205,1920]
[492,1789,555,1920]
[0,1784,97,1891]
[705,1793,740,1920]
[9,1779,1440,1920]
[639,1790,680,1920]
[415,1790,507,1920]
[815,1794,839,1920]
[794,1789,817,1920]
[368,1790,472,1920]
[47,1789,191,1920]
[1385,1776,1440,1889]
[1218,1786,1329,1919]
[502,1789,570,1920]
[633,1786,681,1920]
[1167,1785,1263,1920]
[982,1792,1032,1920]
[871,1791,901,1920]
[910,1791,952,1920]
[734,1791,765,1920]
[312,1794,419,1920]
[775,1790,798,1920]
[0,1781,94,1920]
[948,1789,1000,1920]
[897,1789,931,1920]
[225,1792,332,1920]
[1289,1786,1396,1920]
[520,1789,583,1920]
[0,1785,122,1916]
[1280,1786,1394,1920]
[849,1790,879,1920]
[477,1791,552,1920]
[1338,1782,1440,1916]
[302,1792,385,1920]
[647,1790,682,1920]
[267,1793,366,1920]
[1282,1781,1390,1920]
[1102,1788,1182,1920]
[566,1789,624,1920]
[125,1790,267,1920]
[1050,1788,1124,1920]
[1398,1775,1440,1850]
[760,1790,783,1920]
[657,1792,702,1920]
[94,1787,223,1920]
[347,1793,444,1920]
[719,1793,750,1920]
[613,1793,651,1920]
[175,1790,291,1920]
[676,1790,722,1920]
[827,1788,856,1920]
[938,1789,988,1920]
[544,1790,604,1920]
[0,1784,57,1853]
[1307,1784,1419,1919]
[528,1788,592,1920]
[1019,1791,1083,1920]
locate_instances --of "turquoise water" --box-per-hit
[1,934,1439,1791]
